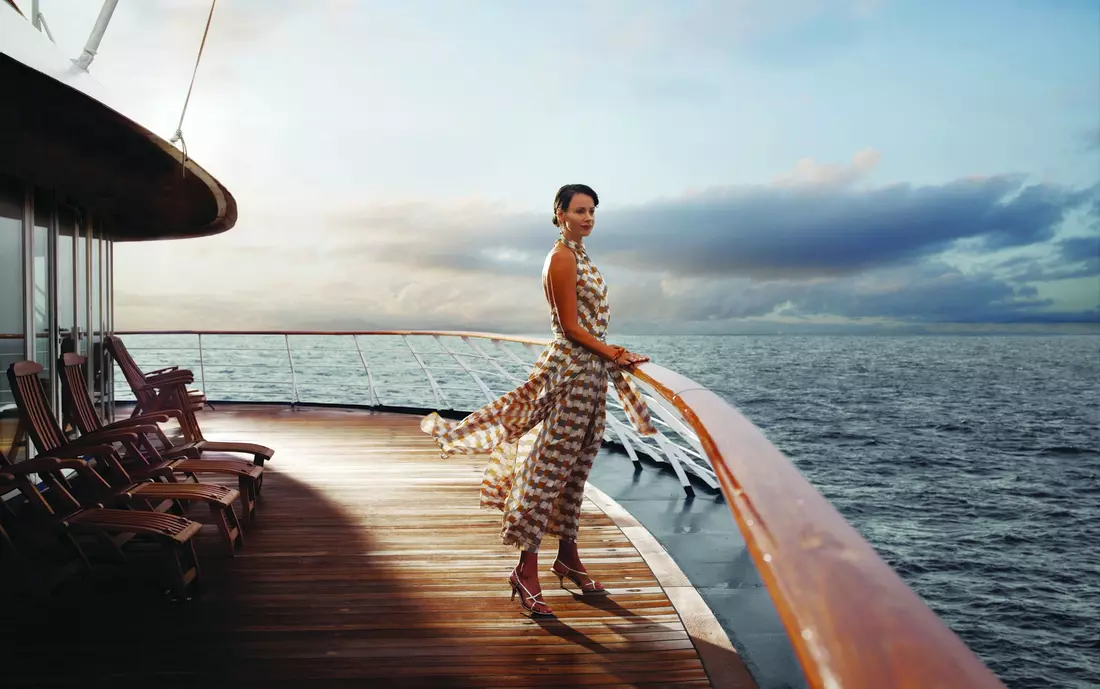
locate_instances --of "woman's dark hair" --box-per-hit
[552,184,599,227]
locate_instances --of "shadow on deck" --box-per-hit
[0,405,750,688]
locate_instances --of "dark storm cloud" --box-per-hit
[606,262,1092,328]
[988,234,1100,283]
[783,265,1048,322]
[314,172,1100,327]
[1059,235,1100,265]
[595,177,1096,277]
[345,175,1098,281]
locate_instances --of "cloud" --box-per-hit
[115,148,1098,333]
[773,147,882,188]
[779,262,1050,322]
[336,158,1098,282]
[607,261,1095,328]
[1059,235,1100,265]
[1082,127,1100,152]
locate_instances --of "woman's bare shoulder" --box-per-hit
[545,242,576,270]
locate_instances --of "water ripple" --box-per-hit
[621,334,1100,689]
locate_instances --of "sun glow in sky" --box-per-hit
[19,0,1100,333]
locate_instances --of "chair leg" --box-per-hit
[209,502,243,555]
[93,530,130,566]
[238,476,257,522]
[165,538,202,601]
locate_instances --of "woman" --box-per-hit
[421,183,656,616]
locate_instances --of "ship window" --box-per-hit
[58,204,76,351]
[31,192,55,410]
[0,173,24,448]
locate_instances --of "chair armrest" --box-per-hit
[70,428,148,445]
[143,371,195,387]
[0,455,112,491]
[144,366,180,376]
[37,444,118,460]
[0,455,83,476]
[129,410,184,426]
[98,415,171,431]
[97,419,175,452]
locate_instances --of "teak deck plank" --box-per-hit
[0,405,754,688]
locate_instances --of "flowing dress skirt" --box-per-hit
[422,337,656,550]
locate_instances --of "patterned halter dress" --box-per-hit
[421,234,657,551]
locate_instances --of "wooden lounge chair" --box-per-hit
[1,449,125,595]
[8,360,260,530]
[104,334,206,417]
[0,473,51,594]
[56,352,269,507]
[103,338,275,476]
[18,440,243,556]
[0,453,202,599]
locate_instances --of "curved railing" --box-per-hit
[113,329,1006,689]
[113,330,720,494]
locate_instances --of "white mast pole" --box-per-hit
[72,0,120,72]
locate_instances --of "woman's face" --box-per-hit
[558,193,596,238]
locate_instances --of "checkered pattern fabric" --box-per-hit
[422,234,656,550]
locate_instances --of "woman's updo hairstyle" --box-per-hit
[552,184,599,227]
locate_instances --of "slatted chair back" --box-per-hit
[61,352,206,448]
[103,335,157,410]
[5,362,70,454]
[57,353,105,436]
[166,381,206,442]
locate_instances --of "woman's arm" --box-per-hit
[545,247,648,367]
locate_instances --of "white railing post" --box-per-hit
[440,336,495,404]
[284,334,299,405]
[402,335,445,409]
[197,333,207,393]
[352,334,379,406]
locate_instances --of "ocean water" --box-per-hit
[617,334,1100,689]
[120,332,1100,688]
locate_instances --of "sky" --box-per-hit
[18,0,1100,334]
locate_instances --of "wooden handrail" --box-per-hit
[111,329,1006,688]
[630,364,1006,689]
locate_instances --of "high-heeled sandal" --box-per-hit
[551,560,608,595]
[509,568,554,616]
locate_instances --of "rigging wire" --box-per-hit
[170,0,217,175]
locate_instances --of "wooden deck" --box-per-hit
[0,405,755,688]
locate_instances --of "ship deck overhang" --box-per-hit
[0,37,236,241]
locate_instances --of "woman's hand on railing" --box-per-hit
[611,347,649,368]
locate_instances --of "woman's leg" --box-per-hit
[502,367,605,611]
[511,547,552,615]
[549,383,608,592]
[500,420,566,616]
